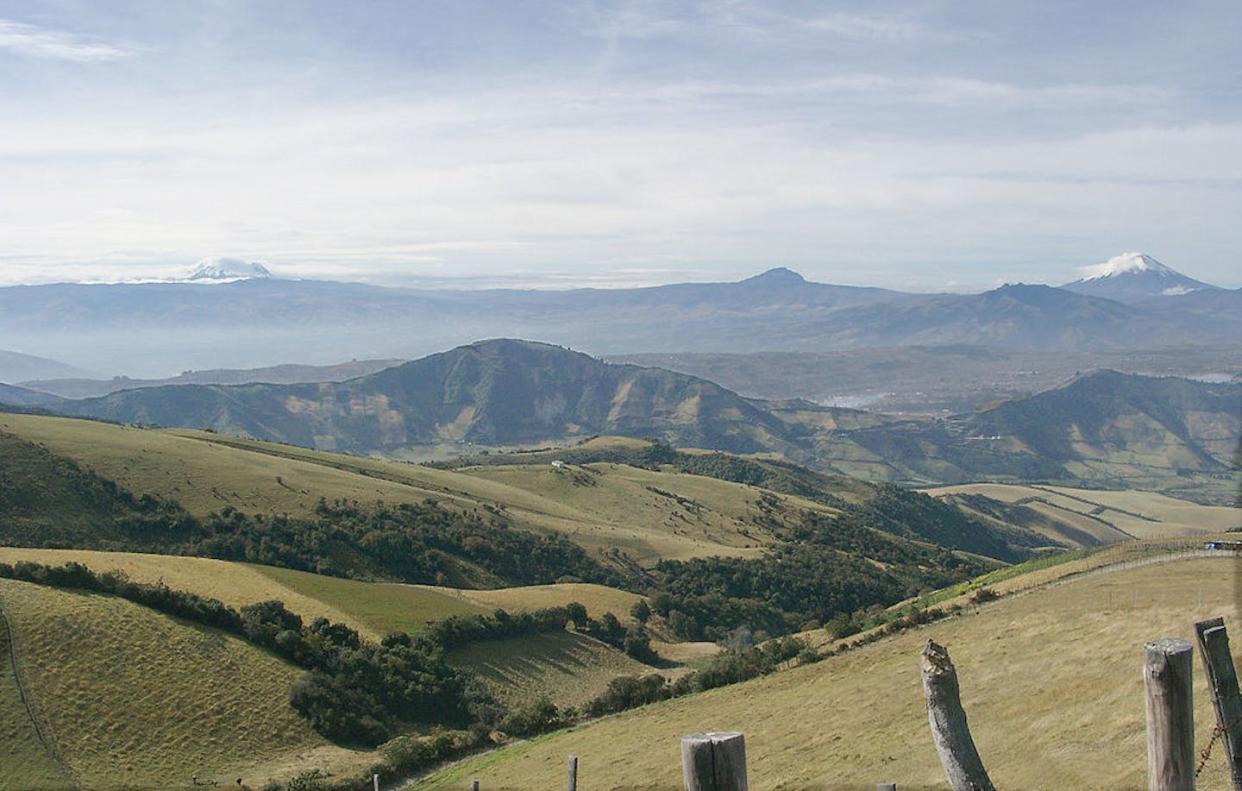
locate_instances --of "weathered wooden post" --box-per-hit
[372,773,379,791]
[470,779,480,791]
[877,784,897,791]
[1195,618,1242,789]
[681,732,748,791]
[567,755,579,791]
[1144,638,1195,791]
[920,639,995,791]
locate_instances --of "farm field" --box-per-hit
[924,482,1238,543]
[0,578,370,790]
[414,555,1241,791]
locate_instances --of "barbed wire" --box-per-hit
[1196,715,1241,779]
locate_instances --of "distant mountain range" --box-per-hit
[22,358,404,399]
[0,349,92,384]
[23,339,1237,502]
[0,383,62,408]
[1,258,1235,376]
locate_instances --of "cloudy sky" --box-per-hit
[1,1,1240,290]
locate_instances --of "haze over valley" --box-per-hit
[2,3,1240,790]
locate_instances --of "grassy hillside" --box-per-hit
[446,439,1046,562]
[449,632,658,711]
[0,603,70,791]
[0,413,786,565]
[414,556,1240,791]
[0,549,647,645]
[0,578,369,790]
[927,483,1240,545]
[447,582,643,621]
[0,412,1051,643]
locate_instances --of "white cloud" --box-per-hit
[0,18,133,62]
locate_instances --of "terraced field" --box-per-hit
[415,556,1242,791]
[0,578,370,790]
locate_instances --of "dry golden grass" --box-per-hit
[415,556,1241,791]
[0,549,657,643]
[0,578,370,790]
[650,640,722,665]
[0,413,799,565]
[459,461,832,564]
[0,549,659,647]
[435,582,644,621]
[450,632,656,711]
[0,546,374,631]
[924,482,1237,542]
[0,413,439,516]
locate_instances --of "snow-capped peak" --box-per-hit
[187,257,272,282]
[1080,252,1173,281]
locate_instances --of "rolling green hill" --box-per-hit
[0,578,370,790]
[0,412,1019,643]
[2,411,1038,569]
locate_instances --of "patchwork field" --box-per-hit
[925,482,1238,546]
[0,578,370,790]
[415,556,1242,791]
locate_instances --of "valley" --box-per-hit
[0,401,1235,789]
[6,7,1241,790]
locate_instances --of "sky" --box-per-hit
[1,0,1241,291]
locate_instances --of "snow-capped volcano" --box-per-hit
[1081,252,1174,280]
[1060,252,1217,303]
[187,257,272,282]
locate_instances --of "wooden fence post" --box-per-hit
[1195,618,1242,789]
[1144,638,1195,791]
[877,784,897,791]
[470,779,479,791]
[567,755,579,791]
[681,732,748,791]
[372,773,379,791]
[920,640,995,791]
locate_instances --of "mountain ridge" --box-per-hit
[2,266,1239,375]
[39,340,1239,501]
